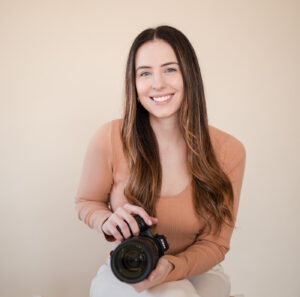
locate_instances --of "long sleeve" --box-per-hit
[75,121,115,239]
[162,138,246,282]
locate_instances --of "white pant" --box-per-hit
[90,256,231,297]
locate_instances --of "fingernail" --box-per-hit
[148,220,152,225]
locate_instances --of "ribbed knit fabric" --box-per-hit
[75,118,246,284]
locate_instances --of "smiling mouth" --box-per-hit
[150,94,174,102]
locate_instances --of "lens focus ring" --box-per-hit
[110,237,159,283]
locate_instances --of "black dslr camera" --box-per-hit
[110,215,169,283]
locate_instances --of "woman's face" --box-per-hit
[135,39,184,121]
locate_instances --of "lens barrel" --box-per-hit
[110,236,159,283]
[110,215,169,283]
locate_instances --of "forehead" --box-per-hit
[135,39,178,67]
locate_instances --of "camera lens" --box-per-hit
[120,245,146,273]
[111,237,158,283]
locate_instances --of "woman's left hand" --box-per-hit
[130,257,174,293]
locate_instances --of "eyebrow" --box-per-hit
[136,62,179,71]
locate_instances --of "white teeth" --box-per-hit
[152,95,172,102]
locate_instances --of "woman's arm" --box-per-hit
[75,121,115,241]
[162,138,246,282]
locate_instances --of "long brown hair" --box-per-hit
[121,25,234,234]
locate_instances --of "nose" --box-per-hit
[152,72,165,90]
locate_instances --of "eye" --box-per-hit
[166,68,176,73]
[140,71,150,77]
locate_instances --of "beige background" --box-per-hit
[0,0,299,296]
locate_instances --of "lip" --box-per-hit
[150,93,174,99]
[150,93,174,105]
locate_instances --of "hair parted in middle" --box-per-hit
[121,25,234,235]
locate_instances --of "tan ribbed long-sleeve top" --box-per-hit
[75,118,246,283]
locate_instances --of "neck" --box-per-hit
[149,115,183,148]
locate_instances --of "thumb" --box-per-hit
[148,265,162,282]
[148,272,157,282]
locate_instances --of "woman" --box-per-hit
[75,25,246,297]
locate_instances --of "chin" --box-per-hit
[150,112,179,120]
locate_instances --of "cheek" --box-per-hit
[136,80,150,96]
[177,77,184,91]
[167,75,184,91]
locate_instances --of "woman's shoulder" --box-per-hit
[208,125,246,165]
[208,125,244,147]
[94,118,122,136]
[88,119,122,153]
[91,118,125,166]
[96,117,123,145]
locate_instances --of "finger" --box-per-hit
[113,213,132,239]
[147,259,167,282]
[123,204,157,226]
[105,214,127,241]
[151,217,159,223]
[132,284,145,293]
[116,208,140,236]
[115,225,125,240]
[101,215,121,241]
[131,279,150,292]
[147,266,161,282]
[106,222,124,242]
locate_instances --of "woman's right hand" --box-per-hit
[101,203,158,242]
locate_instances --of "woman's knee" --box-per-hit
[188,272,231,297]
[149,279,200,297]
[90,264,116,297]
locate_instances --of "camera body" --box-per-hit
[110,215,169,283]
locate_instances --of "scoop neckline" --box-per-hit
[159,181,191,198]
